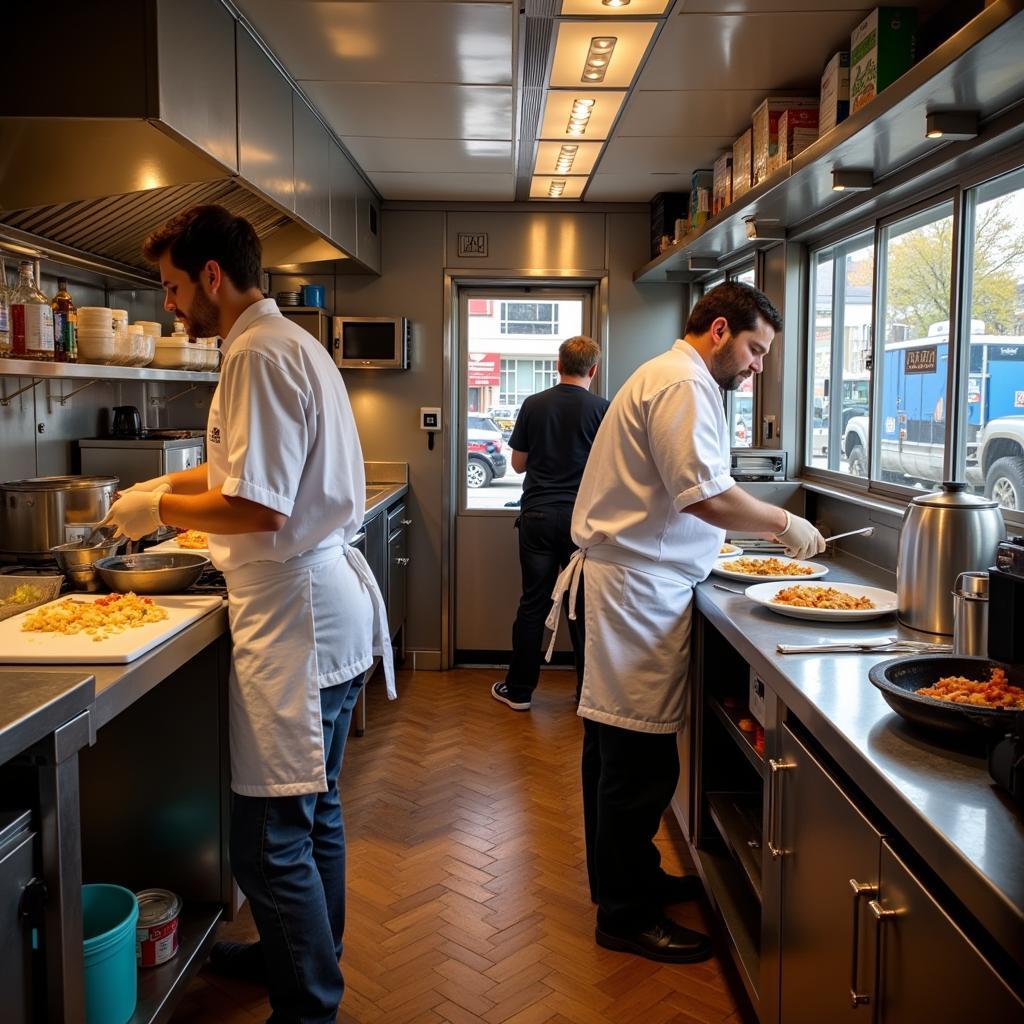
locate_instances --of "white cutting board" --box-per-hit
[147,537,211,556]
[0,594,223,664]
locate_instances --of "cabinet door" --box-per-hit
[355,176,382,273]
[876,841,1024,1023]
[329,143,359,257]
[778,723,883,1023]
[293,93,330,236]
[364,512,386,599]
[387,523,407,639]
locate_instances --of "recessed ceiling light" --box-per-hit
[548,179,567,197]
[602,0,631,6]
[581,36,617,84]
[565,98,596,136]
[925,111,979,140]
[831,169,875,192]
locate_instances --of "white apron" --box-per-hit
[225,545,394,797]
[546,545,694,734]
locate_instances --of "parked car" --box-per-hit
[486,405,521,439]
[467,415,508,488]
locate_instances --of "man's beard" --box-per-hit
[181,287,219,338]
[710,340,750,391]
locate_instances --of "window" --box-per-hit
[499,302,559,335]
[733,266,756,287]
[499,358,558,406]
[960,167,1024,511]
[807,232,874,474]
[873,202,955,490]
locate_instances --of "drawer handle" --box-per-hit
[766,758,794,858]
[400,518,412,526]
[868,899,899,1022]
[394,557,410,566]
[849,879,879,1007]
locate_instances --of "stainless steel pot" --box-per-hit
[0,476,119,554]
[896,482,1005,635]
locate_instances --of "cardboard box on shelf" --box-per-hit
[713,152,733,214]
[772,108,820,169]
[752,95,819,186]
[850,7,916,115]
[819,50,851,136]
[650,192,689,259]
[689,169,714,230]
[733,129,753,199]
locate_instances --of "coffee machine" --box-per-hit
[987,536,1024,804]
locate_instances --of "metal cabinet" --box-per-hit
[329,143,360,257]
[355,176,382,274]
[364,510,386,596]
[293,94,330,237]
[387,504,409,641]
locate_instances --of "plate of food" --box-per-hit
[718,542,744,558]
[711,555,827,583]
[148,530,210,555]
[745,581,897,621]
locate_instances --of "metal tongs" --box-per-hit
[777,636,953,655]
[79,522,120,548]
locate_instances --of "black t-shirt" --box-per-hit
[509,383,610,511]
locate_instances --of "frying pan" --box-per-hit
[868,655,1024,740]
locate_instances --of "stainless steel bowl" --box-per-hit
[94,552,210,595]
[51,538,127,592]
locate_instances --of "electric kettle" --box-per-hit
[111,406,142,438]
[896,482,1005,635]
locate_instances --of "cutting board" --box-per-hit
[0,594,223,664]
[148,537,211,556]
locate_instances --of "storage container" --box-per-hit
[82,884,138,1024]
[151,338,194,370]
[712,152,733,214]
[819,50,851,136]
[76,330,117,365]
[850,7,916,114]
[752,95,818,185]
[732,129,753,199]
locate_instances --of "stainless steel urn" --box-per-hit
[896,482,1005,635]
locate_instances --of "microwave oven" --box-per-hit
[333,316,410,369]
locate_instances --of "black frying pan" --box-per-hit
[868,655,1024,740]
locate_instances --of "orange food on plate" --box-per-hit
[916,666,1024,709]
[721,557,815,577]
[772,585,876,610]
[176,529,209,549]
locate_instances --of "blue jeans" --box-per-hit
[229,674,364,1024]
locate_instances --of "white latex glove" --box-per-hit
[103,485,169,540]
[117,474,173,498]
[775,511,826,561]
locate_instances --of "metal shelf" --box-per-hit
[0,358,219,384]
[707,696,765,777]
[634,2,1024,283]
[706,791,764,903]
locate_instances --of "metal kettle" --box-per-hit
[896,482,1005,635]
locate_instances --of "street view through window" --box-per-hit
[464,296,584,510]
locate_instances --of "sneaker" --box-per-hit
[491,681,531,711]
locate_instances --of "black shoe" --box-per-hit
[595,916,712,964]
[656,873,703,905]
[207,941,265,982]
[491,681,531,711]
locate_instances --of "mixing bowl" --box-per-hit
[51,538,127,592]
[93,553,210,595]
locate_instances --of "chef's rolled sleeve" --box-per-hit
[218,351,309,517]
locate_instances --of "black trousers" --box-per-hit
[582,714,681,932]
[504,506,585,700]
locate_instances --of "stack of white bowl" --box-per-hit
[110,309,132,365]
[76,307,116,364]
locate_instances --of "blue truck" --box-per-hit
[843,321,1024,508]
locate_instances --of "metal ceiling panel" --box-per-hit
[616,88,773,138]
[342,138,513,174]
[365,172,515,201]
[597,134,737,174]
[303,82,514,141]
[585,172,689,201]
[677,1,870,10]
[234,1,513,85]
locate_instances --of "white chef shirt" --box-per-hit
[206,298,365,572]
[571,339,733,584]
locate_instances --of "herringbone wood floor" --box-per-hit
[170,668,748,1024]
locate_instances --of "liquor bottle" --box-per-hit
[0,256,10,357]
[10,261,55,361]
[51,277,77,363]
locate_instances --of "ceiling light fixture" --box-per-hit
[744,218,786,242]
[688,257,719,271]
[565,99,596,136]
[831,169,875,192]
[925,111,979,141]
[582,36,617,84]
[548,179,567,198]
[602,0,631,6]
[554,144,579,173]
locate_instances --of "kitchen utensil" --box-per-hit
[81,522,119,548]
[778,638,952,654]
[896,482,1005,635]
[712,583,745,595]
[301,284,326,308]
[952,571,989,657]
[821,526,875,544]
[747,581,897,622]
[0,575,63,622]
[277,291,301,306]
[868,655,1024,740]
[0,476,118,554]
[712,557,828,583]
[111,406,142,439]
[94,553,210,595]
[51,537,126,591]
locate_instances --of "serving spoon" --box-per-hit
[822,526,874,544]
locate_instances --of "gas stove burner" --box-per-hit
[190,566,227,597]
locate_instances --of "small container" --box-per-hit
[151,338,193,370]
[135,888,181,967]
[952,571,989,657]
[301,284,325,308]
[76,330,117,364]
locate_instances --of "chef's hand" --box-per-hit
[775,511,826,561]
[103,485,169,540]
[116,474,173,499]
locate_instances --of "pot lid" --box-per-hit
[910,481,998,510]
[0,475,118,491]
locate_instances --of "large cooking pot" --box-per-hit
[896,482,1005,635]
[0,476,119,554]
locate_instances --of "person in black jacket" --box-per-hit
[492,335,609,711]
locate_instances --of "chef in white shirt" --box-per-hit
[104,204,392,1023]
[546,281,823,965]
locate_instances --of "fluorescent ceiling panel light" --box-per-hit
[560,0,670,14]
[925,111,979,140]
[534,141,603,175]
[530,176,587,199]
[550,21,656,89]
[831,169,875,191]
[582,36,617,83]
[538,91,626,141]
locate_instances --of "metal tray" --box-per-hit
[868,655,1024,739]
[0,575,64,621]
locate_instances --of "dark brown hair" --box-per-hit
[685,281,782,336]
[558,335,601,377]
[142,205,262,291]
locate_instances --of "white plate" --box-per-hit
[711,556,828,583]
[745,581,898,621]
[717,543,744,558]
[148,535,210,556]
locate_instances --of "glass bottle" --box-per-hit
[51,277,78,363]
[9,261,54,361]
[0,256,10,357]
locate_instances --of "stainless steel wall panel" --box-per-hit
[293,95,331,237]
[355,178,381,274]
[237,25,295,213]
[156,0,238,172]
[329,144,359,257]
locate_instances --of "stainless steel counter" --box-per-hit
[696,554,1024,966]
[0,668,95,764]
[364,482,408,520]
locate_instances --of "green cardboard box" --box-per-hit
[850,7,916,115]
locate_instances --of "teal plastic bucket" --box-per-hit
[82,884,139,1024]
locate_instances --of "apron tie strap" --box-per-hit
[544,548,586,663]
[344,544,396,698]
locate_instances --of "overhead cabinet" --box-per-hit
[293,94,331,238]
[330,143,360,259]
